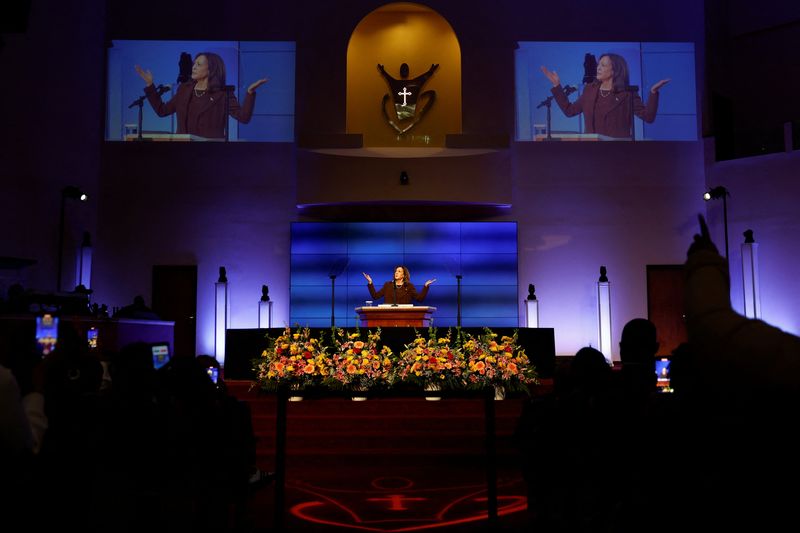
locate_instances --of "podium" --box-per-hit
[533,133,627,141]
[125,133,223,142]
[355,306,437,327]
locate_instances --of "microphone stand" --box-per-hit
[128,93,147,142]
[328,257,350,327]
[536,86,575,141]
[456,274,462,327]
[329,274,336,328]
[536,96,555,141]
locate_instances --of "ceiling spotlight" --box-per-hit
[703,186,728,201]
[400,171,409,185]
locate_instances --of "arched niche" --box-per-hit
[346,2,462,148]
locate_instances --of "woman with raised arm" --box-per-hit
[540,53,669,139]
[362,266,436,305]
[135,52,268,139]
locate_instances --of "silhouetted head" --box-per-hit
[571,347,612,389]
[400,63,409,78]
[133,295,146,307]
[620,318,658,366]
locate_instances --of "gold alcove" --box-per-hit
[346,2,462,149]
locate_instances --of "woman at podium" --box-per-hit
[363,266,436,304]
[540,53,670,139]
[135,52,268,139]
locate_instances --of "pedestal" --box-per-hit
[742,242,762,319]
[597,281,612,362]
[258,300,273,329]
[215,281,228,363]
[525,299,539,328]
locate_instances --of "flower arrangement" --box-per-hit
[459,328,539,393]
[329,328,394,391]
[254,326,331,391]
[395,328,466,389]
[253,326,538,396]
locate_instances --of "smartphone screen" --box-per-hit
[151,344,170,369]
[35,314,59,355]
[87,327,98,349]
[655,358,672,392]
[206,366,219,384]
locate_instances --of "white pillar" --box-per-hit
[215,281,228,363]
[258,300,273,329]
[525,299,539,328]
[742,241,762,319]
[597,281,613,362]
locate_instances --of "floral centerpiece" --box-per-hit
[395,328,466,389]
[459,328,539,394]
[254,325,331,392]
[329,328,394,391]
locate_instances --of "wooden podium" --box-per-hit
[355,306,436,327]
[533,133,627,141]
[125,133,223,142]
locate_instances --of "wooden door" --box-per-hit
[152,265,197,357]
[646,265,687,356]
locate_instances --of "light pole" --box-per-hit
[704,186,730,261]
[57,186,87,292]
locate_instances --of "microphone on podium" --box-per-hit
[392,283,398,307]
[155,84,172,96]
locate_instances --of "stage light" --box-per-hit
[62,185,88,201]
[57,185,89,291]
[703,185,731,260]
[703,186,727,201]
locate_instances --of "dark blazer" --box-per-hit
[368,281,430,305]
[144,82,256,139]
[551,83,659,139]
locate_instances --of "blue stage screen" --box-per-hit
[106,40,295,142]
[515,41,697,141]
[290,222,519,328]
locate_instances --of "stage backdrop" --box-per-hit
[290,222,518,328]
